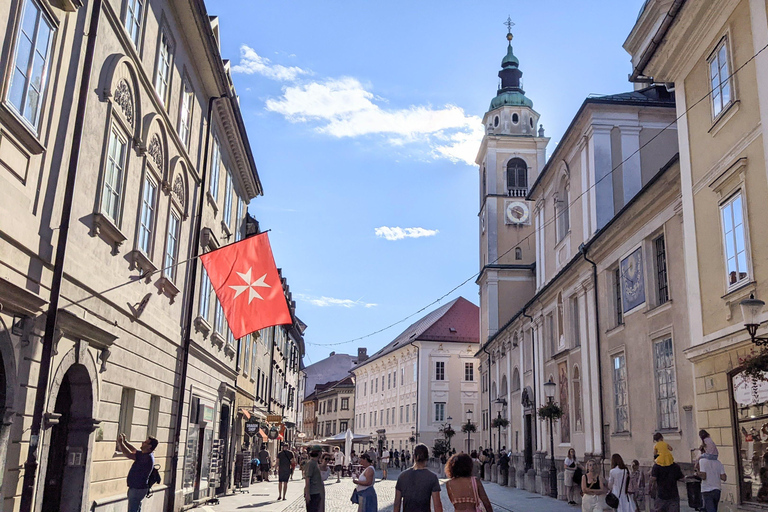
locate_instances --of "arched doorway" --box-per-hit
[0,324,17,502]
[40,364,93,512]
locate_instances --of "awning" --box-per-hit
[259,428,269,442]
[239,408,251,419]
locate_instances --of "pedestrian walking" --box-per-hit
[304,446,324,512]
[394,444,443,512]
[498,448,509,484]
[445,452,493,512]
[334,446,345,483]
[352,453,377,512]
[608,454,636,512]
[696,455,726,512]
[650,460,684,512]
[581,459,607,512]
[563,448,579,505]
[470,451,481,478]
[401,451,406,468]
[258,444,271,482]
[381,447,390,480]
[277,443,294,500]
[628,460,646,511]
[117,434,158,512]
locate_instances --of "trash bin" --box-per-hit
[685,476,703,510]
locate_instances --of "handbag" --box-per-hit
[471,476,483,512]
[605,469,626,509]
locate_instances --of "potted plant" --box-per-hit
[461,420,477,434]
[537,402,564,421]
[491,417,510,429]
[443,425,456,440]
[740,350,768,383]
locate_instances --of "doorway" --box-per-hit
[216,404,229,495]
[524,413,533,471]
[40,364,93,512]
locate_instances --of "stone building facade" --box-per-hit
[352,297,480,454]
[315,376,355,438]
[626,0,768,507]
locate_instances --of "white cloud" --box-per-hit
[231,45,310,82]
[265,77,482,165]
[374,226,439,241]
[296,293,377,308]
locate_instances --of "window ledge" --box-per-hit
[194,316,211,337]
[606,323,625,337]
[50,0,83,11]
[0,104,45,155]
[206,191,219,215]
[211,331,225,348]
[645,300,673,319]
[611,431,631,438]
[221,222,232,239]
[224,342,236,358]
[155,276,180,303]
[91,213,127,255]
[128,250,157,278]
[723,281,757,321]
[708,100,740,136]
[200,227,220,252]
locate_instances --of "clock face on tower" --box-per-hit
[505,201,530,225]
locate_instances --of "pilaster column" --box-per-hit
[587,125,614,230]
[620,125,642,204]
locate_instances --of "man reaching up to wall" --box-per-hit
[118,433,158,512]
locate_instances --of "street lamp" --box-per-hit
[494,398,507,453]
[466,409,473,453]
[543,378,557,499]
[741,294,768,345]
[443,416,453,452]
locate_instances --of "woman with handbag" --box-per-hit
[581,459,606,512]
[563,448,579,505]
[351,453,377,512]
[607,454,636,512]
[445,453,493,512]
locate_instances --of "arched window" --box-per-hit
[512,367,521,392]
[556,173,570,242]
[492,381,497,401]
[573,366,583,432]
[506,158,527,196]
[515,247,522,260]
[500,375,508,397]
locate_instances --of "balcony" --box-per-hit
[507,187,528,198]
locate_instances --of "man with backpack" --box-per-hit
[117,433,159,512]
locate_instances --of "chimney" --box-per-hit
[357,347,368,361]
[329,351,335,357]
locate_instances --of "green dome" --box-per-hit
[489,90,533,110]
[501,44,519,68]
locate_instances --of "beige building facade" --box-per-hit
[315,376,354,439]
[626,0,768,507]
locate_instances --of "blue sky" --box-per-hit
[206,0,648,364]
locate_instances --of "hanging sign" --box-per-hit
[268,426,279,440]
[244,418,261,437]
[267,415,283,423]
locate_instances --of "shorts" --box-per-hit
[307,493,322,512]
[380,460,388,470]
[278,467,291,482]
[334,464,343,472]
[653,498,680,512]
[261,464,271,472]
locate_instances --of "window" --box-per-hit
[178,79,193,148]
[363,382,366,396]
[406,404,410,422]
[654,338,678,430]
[154,27,173,106]
[164,211,180,281]
[654,235,669,304]
[413,361,417,381]
[392,371,396,387]
[614,268,624,326]
[223,171,233,228]
[375,379,378,393]
[721,192,748,287]
[339,421,348,432]
[209,135,220,200]
[147,395,160,438]
[117,387,136,441]
[512,367,520,392]
[613,353,629,433]
[556,191,570,242]
[506,158,527,195]
[709,38,732,118]
[235,197,243,241]
[515,247,522,260]
[381,376,385,391]
[369,412,373,426]
[547,314,556,356]
[400,406,403,423]
[570,296,580,347]
[435,361,445,381]
[435,402,445,422]
[214,298,224,335]
[341,398,349,410]
[386,409,390,425]
[388,373,391,389]
[401,367,404,385]
[392,407,395,424]
[256,369,261,398]
[199,267,211,321]
[573,367,583,432]
[334,398,338,412]
[243,338,250,375]
[412,403,416,422]
[101,127,128,223]
[7,0,54,131]
[464,362,474,382]
[123,0,143,48]
[138,176,157,255]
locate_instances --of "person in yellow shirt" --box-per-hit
[653,432,674,466]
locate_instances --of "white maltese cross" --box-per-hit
[229,267,270,304]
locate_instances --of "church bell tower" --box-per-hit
[476,23,550,342]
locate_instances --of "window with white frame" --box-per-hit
[199,267,211,321]
[721,192,748,287]
[654,234,669,305]
[178,78,193,148]
[7,0,54,131]
[413,360,417,381]
[434,402,445,422]
[243,337,250,375]
[147,395,160,438]
[250,339,257,380]
[556,191,570,242]
[654,337,678,430]
[164,211,180,281]
[341,398,349,410]
[209,135,220,200]
[435,361,445,381]
[465,362,474,381]
[223,171,233,228]
[709,38,732,118]
[117,387,136,440]
[214,298,224,335]
[613,353,629,433]
[123,0,143,48]
[101,126,128,224]
[137,176,157,255]
[154,26,173,106]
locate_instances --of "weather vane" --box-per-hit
[504,16,515,34]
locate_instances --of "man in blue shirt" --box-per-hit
[118,433,158,512]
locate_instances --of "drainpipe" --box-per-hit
[166,93,225,512]
[521,310,537,414]
[580,243,606,460]
[414,343,420,444]
[482,345,492,448]
[19,2,102,510]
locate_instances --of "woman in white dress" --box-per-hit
[563,448,579,505]
[607,453,636,512]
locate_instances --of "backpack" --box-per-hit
[572,466,583,486]
[146,464,162,498]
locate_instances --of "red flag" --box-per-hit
[200,233,291,339]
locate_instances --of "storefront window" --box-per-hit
[733,371,768,504]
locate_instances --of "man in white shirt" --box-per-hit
[333,447,345,483]
[381,448,390,480]
[697,457,726,512]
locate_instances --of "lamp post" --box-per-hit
[741,295,768,345]
[494,398,507,453]
[466,409,473,453]
[543,378,557,499]
[443,416,453,452]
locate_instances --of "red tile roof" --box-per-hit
[418,297,479,343]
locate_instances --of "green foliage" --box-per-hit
[432,438,450,458]
[739,350,768,383]
[442,425,456,439]
[491,417,510,429]
[537,402,564,421]
[461,420,477,434]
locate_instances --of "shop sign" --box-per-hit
[268,426,279,440]
[244,418,261,437]
[267,414,283,423]
[734,372,768,405]
[198,403,215,423]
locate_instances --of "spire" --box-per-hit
[489,18,533,111]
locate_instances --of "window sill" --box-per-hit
[156,276,180,303]
[708,100,740,136]
[91,213,128,255]
[224,342,236,358]
[128,250,157,278]
[723,280,756,322]
[211,331,225,348]
[0,103,45,155]
[194,316,211,337]
[644,300,673,319]
[221,222,232,240]
[611,431,631,438]
[206,191,219,216]
[200,227,219,252]
[605,324,625,337]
